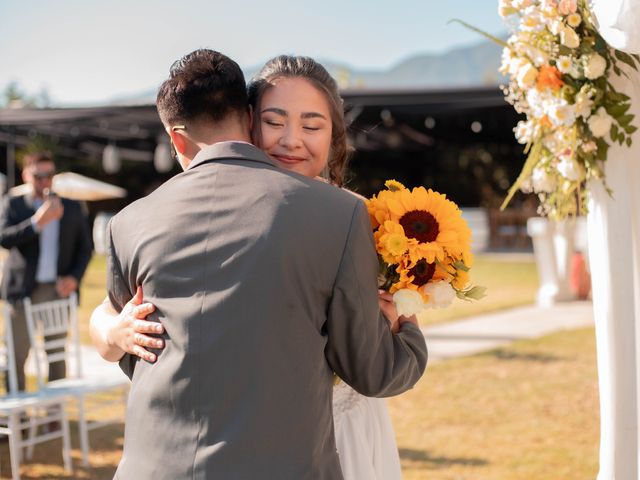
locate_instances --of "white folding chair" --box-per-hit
[23,292,128,467]
[0,302,73,480]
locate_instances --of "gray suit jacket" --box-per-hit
[107,142,427,479]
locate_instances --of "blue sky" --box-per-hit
[0,0,505,105]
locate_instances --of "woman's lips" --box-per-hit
[272,154,306,165]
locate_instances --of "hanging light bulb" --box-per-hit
[154,141,174,173]
[102,143,121,174]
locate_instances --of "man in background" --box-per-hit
[0,151,92,391]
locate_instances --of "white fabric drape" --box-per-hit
[591,0,640,54]
[588,3,640,476]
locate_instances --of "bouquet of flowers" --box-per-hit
[456,0,640,218]
[366,180,485,317]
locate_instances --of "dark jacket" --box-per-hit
[0,193,93,301]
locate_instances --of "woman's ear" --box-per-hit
[248,105,254,130]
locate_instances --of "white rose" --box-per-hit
[422,281,457,309]
[557,156,581,181]
[532,167,557,193]
[560,26,580,49]
[392,289,427,317]
[517,63,539,89]
[584,53,607,80]
[549,103,576,127]
[588,107,613,137]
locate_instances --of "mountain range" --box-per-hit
[111,38,506,105]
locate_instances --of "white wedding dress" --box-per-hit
[333,380,403,479]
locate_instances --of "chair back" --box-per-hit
[24,293,81,389]
[0,303,19,395]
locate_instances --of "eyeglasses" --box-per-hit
[33,171,55,180]
[169,125,186,158]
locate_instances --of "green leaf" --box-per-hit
[615,50,640,70]
[452,260,470,272]
[619,114,634,127]
[627,137,633,147]
[624,125,638,135]
[462,286,488,301]
[608,104,631,117]
[610,124,619,142]
[448,19,509,48]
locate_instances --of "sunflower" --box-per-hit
[384,187,472,264]
[375,220,409,263]
[391,258,451,300]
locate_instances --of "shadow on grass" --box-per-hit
[399,448,488,468]
[482,348,563,363]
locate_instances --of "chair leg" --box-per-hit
[25,413,37,460]
[77,396,90,467]
[60,405,73,473]
[8,413,21,480]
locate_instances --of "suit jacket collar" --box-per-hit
[187,142,277,171]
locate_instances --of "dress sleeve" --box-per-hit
[325,200,428,397]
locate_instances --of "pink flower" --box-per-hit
[558,0,577,15]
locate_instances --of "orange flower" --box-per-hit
[539,115,553,129]
[536,65,564,92]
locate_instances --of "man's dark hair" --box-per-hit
[22,151,55,169]
[156,49,248,126]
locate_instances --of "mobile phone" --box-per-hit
[43,188,58,201]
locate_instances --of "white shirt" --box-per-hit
[32,198,59,283]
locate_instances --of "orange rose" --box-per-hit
[536,65,564,92]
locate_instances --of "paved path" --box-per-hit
[422,301,594,363]
[28,301,594,379]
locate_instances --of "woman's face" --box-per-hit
[256,77,332,179]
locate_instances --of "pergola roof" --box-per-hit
[0,86,509,161]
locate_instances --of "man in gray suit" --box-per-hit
[100,49,427,479]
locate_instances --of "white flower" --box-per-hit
[514,120,535,144]
[422,281,457,309]
[574,90,594,118]
[584,53,607,80]
[588,107,613,137]
[549,103,576,127]
[560,26,580,49]
[556,56,573,74]
[557,155,581,181]
[393,289,427,317]
[520,176,534,193]
[517,62,539,89]
[548,19,564,35]
[567,13,581,28]
[532,167,557,193]
[499,0,516,17]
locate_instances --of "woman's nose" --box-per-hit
[278,127,303,149]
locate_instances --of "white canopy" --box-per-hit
[8,172,127,201]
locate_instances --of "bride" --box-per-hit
[91,55,406,479]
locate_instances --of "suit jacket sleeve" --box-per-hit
[67,201,93,283]
[105,218,137,379]
[325,201,428,397]
[0,197,38,249]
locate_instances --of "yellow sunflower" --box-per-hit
[375,221,409,264]
[384,187,472,264]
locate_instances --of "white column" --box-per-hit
[587,68,640,480]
